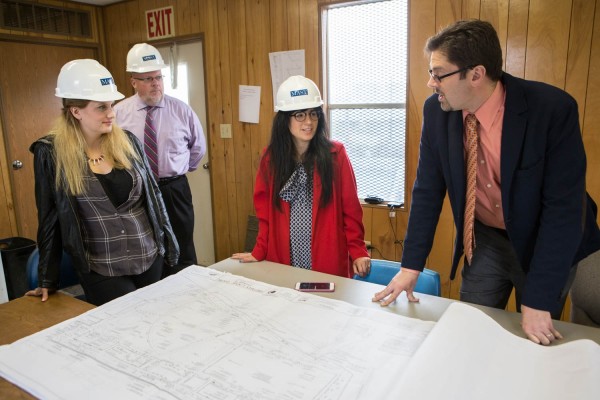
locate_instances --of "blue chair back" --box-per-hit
[353,259,441,296]
[26,248,79,290]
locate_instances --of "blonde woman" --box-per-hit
[26,59,178,306]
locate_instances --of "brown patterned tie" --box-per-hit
[464,113,478,264]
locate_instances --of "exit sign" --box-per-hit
[146,6,175,40]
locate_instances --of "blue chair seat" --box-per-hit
[353,259,441,296]
[26,248,79,290]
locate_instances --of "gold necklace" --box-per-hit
[87,154,105,166]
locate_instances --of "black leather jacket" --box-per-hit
[29,131,179,289]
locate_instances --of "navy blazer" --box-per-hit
[402,72,600,313]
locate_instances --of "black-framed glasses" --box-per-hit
[291,109,321,122]
[133,75,164,83]
[428,65,474,83]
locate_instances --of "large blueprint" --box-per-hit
[0,267,434,399]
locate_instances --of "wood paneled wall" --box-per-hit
[1,0,598,307]
[101,0,325,269]
[99,0,600,303]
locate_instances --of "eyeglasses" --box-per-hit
[133,75,164,83]
[428,66,474,83]
[290,110,321,122]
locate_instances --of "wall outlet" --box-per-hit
[220,124,232,138]
[364,240,372,256]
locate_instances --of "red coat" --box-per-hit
[251,141,369,277]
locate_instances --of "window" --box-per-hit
[0,0,91,38]
[322,0,408,204]
[162,63,190,105]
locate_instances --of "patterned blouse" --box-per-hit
[279,162,313,269]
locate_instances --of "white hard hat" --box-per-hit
[126,43,167,73]
[55,59,124,102]
[275,75,324,112]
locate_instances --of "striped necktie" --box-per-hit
[144,106,159,179]
[463,113,479,265]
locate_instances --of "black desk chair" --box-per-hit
[244,215,259,252]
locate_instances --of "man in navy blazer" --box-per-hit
[374,20,600,344]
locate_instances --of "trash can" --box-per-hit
[0,237,36,300]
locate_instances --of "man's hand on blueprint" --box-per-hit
[372,269,420,306]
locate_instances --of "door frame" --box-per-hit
[128,34,216,264]
[0,36,100,238]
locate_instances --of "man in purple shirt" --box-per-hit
[114,43,206,275]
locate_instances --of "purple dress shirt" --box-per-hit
[114,94,206,178]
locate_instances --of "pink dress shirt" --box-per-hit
[463,82,506,229]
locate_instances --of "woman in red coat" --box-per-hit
[232,76,370,278]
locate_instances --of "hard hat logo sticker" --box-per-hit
[290,89,308,97]
[142,55,157,61]
[100,78,114,86]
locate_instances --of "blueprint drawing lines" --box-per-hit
[0,267,434,399]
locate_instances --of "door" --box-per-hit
[157,42,215,266]
[0,41,96,240]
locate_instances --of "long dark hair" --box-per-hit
[266,107,333,210]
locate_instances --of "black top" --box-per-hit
[94,168,133,207]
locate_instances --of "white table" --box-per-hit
[210,258,600,344]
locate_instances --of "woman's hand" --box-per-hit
[25,287,54,302]
[231,253,258,263]
[352,257,371,277]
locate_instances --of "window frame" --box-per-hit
[319,0,409,205]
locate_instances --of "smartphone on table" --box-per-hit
[294,282,335,292]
